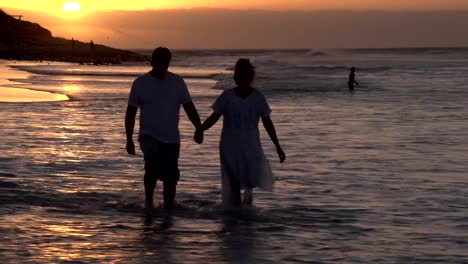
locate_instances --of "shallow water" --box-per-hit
[1,49,468,263]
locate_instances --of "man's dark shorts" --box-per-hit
[138,135,180,185]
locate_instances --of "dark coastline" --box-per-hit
[0,10,148,64]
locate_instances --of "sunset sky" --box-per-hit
[2,0,468,14]
[2,0,468,49]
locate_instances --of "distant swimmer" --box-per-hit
[348,67,359,91]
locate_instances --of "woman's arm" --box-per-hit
[201,112,221,131]
[262,116,286,163]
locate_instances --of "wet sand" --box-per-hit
[0,60,69,102]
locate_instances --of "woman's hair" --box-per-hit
[234,58,255,86]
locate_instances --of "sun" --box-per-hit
[62,2,82,13]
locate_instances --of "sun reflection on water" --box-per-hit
[63,84,82,93]
[61,77,83,81]
[46,224,93,238]
[0,87,69,102]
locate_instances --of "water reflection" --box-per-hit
[0,87,69,102]
[140,212,175,263]
[220,211,257,264]
[45,223,94,238]
[63,84,82,93]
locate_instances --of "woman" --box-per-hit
[195,58,285,208]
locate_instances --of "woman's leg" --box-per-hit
[243,187,253,205]
[229,176,242,207]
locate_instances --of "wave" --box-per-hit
[10,65,224,80]
[290,65,392,73]
[360,66,393,72]
[0,181,19,188]
[305,50,329,57]
[345,47,468,56]
[0,182,365,229]
[172,49,313,57]
[0,171,17,177]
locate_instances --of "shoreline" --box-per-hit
[0,46,150,65]
[0,86,69,103]
[0,61,70,103]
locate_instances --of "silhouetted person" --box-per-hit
[348,67,359,91]
[125,47,202,209]
[71,38,75,49]
[195,59,285,208]
[90,40,95,49]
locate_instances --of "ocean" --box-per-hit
[1,48,467,263]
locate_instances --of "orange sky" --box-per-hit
[2,0,468,16]
[2,1,468,49]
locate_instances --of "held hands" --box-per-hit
[126,140,136,155]
[276,147,286,163]
[194,129,204,144]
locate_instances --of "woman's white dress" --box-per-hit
[212,89,274,207]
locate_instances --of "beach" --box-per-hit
[1,48,468,263]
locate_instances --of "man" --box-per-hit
[125,47,203,209]
[348,67,359,91]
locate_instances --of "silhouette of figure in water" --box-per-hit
[348,67,359,91]
[125,47,202,209]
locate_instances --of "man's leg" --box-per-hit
[140,136,157,209]
[144,173,157,208]
[163,181,176,209]
[161,141,180,210]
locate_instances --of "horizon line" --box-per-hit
[129,46,468,51]
[4,6,468,13]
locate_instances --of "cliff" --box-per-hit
[0,9,148,64]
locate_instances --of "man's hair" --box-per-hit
[152,47,172,64]
[234,58,255,86]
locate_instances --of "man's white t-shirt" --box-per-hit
[128,72,191,144]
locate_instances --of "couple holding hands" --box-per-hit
[125,47,285,210]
